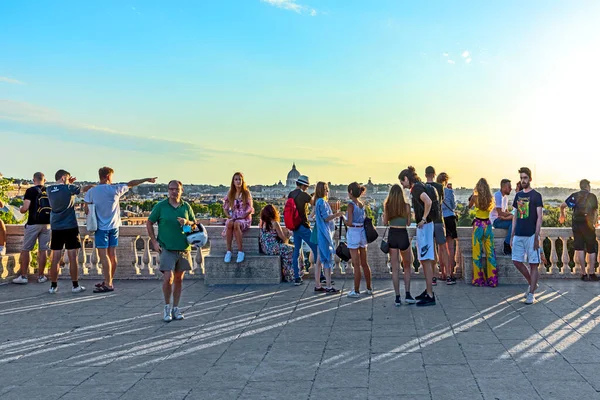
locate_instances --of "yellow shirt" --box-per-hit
[475,208,491,219]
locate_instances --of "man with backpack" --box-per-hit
[560,179,599,281]
[285,175,318,286]
[13,172,51,284]
[399,166,437,306]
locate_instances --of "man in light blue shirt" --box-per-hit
[84,167,156,292]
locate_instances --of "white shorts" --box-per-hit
[416,222,435,261]
[512,235,541,264]
[347,227,367,249]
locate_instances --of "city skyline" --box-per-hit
[1,1,599,187]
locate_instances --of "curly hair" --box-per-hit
[475,178,494,212]
[384,184,410,220]
[260,204,279,231]
[398,166,421,185]
[227,172,251,207]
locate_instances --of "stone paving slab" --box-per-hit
[2,278,600,399]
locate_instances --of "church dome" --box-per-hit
[287,163,300,180]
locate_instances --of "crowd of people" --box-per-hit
[1,165,598,319]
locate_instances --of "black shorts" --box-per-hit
[388,228,410,251]
[50,227,81,250]
[573,222,598,254]
[443,216,458,239]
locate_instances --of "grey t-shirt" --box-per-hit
[47,184,81,230]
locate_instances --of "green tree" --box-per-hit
[208,202,226,218]
[252,200,268,225]
[190,203,209,216]
[0,177,24,224]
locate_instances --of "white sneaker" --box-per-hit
[236,252,245,263]
[12,275,28,284]
[163,305,172,322]
[0,246,5,256]
[172,307,184,320]
[366,289,374,295]
[224,251,232,263]
[72,285,86,293]
[49,286,58,294]
[347,290,360,298]
[37,275,48,283]
[524,284,539,298]
[525,293,535,305]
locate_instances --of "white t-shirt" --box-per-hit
[84,184,129,230]
[489,190,508,224]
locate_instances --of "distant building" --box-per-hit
[286,163,300,188]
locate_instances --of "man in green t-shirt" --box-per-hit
[146,180,196,322]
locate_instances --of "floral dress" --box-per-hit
[260,226,294,282]
[221,193,254,237]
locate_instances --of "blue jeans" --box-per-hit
[492,219,512,245]
[292,225,318,279]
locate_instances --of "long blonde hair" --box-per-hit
[384,184,409,220]
[227,172,250,206]
[474,178,493,211]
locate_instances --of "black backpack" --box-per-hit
[573,191,595,224]
[415,183,440,222]
[34,186,51,224]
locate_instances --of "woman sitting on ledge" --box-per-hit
[222,172,254,263]
[469,178,498,287]
[259,205,294,282]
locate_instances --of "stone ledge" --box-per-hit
[204,254,281,285]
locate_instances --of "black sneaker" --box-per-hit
[416,293,436,307]
[314,286,326,293]
[395,297,402,307]
[321,278,335,285]
[503,242,512,256]
[432,277,437,286]
[446,276,457,285]
[589,274,599,282]
[325,287,339,295]
[581,274,589,281]
[415,290,427,301]
[405,293,416,304]
[294,278,304,286]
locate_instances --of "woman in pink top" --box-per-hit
[223,172,254,263]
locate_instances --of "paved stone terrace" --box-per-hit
[2,279,600,399]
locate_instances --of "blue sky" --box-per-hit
[1,0,599,187]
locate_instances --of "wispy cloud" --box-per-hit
[0,100,346,166]
[462,50,470,58]
[465,58,472,64]
[0,77,24,85]
[442,52,449,57]
[261,0,317,16]
[447,60,455,65]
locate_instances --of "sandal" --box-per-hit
[93,285,114,293]
[95,281,105,288]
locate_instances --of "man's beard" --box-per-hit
[521,182,530,189]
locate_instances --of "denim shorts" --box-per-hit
[95,228,119,249]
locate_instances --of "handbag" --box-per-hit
[86,203,98,233]
[335,218,351,262]
[364,215,379,243]
[380,227,389,254]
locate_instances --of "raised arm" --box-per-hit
[128,177,157,188]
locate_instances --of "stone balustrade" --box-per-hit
[0,224,597,284]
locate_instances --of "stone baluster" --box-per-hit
[90,236,100,276]
[78,235,89,276]
[549,237,560,275]
[142,237,151,275]
[132,236,141,274]
[560,237,570,275]
[194,248,205,277]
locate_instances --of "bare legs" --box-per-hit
[350,247,372,292]
[19,249,48,278]
[98,247,118,288]
[225,220,244,252]
[50,249,78,283]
